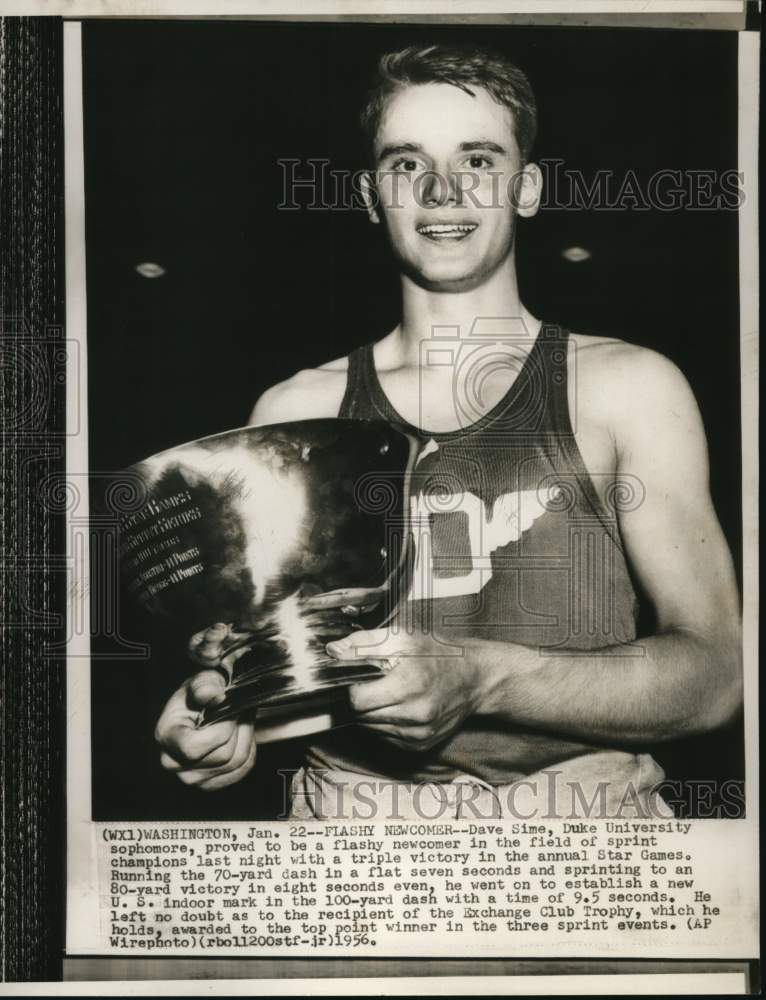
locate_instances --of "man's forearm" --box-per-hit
[471,627,742,744]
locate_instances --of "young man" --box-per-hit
[155,44,741,818]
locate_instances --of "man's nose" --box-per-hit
[421,169,461,208]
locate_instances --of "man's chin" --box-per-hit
[403,263,491,293]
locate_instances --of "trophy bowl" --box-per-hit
[112,419,419,742]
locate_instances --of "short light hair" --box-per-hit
[360,43,538,165]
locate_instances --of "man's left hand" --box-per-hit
[326,629,484,751]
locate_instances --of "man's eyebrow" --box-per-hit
[377,142,423,161]
[376,139,510,162]
[459,140,508,154]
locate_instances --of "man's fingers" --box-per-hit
[326,628,393,660]
[158,728,237,772]
[160,723,252,775]
[187,669,228,710]
[176,724,256,786]
[160,751,184,773]
[195,725,239,767]
[158,716,236,768]
[347,668,410,713]
[197,736,258,791]
[188,623,231,665]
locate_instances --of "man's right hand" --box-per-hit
[154,623,257,791]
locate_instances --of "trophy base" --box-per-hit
[199,657,386,740]
[251,689,353,743]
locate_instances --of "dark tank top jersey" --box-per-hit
[306,324,640,784]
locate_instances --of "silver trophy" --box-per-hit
[114,419,418,741]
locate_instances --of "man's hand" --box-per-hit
[327,629,484,751]
[155,624,256,790]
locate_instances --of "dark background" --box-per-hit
[83,21,743,820]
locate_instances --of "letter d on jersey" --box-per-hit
[408,486,561,601]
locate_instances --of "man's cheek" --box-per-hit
[378,173,415,212]
[452,171,481,207]
[474,172,507,210]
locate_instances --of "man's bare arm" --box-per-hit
[474,347,742,742]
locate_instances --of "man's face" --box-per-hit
[369,82,537,292]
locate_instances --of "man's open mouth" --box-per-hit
[416,222,478,241]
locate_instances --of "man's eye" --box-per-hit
[467,155,493,169]
[391,158,420,172]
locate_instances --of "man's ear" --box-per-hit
[360,170,381,224]
[513,162,543,218]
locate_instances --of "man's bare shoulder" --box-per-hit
[248,355,349,426]
[569,332,702,451]
[570,332,694,408]
[571,331,671,366]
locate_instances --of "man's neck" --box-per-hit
[392,257,539,368]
